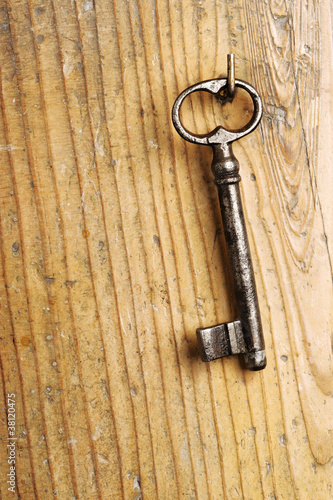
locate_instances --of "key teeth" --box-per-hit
[197,320,266,371]
[197,319,245,362]
[196,323,230,362]
[227,319,246,355]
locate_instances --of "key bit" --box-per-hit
[172,58,266,371]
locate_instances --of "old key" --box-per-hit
[172,61,266,371]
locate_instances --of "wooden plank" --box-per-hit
[0,0,332,498]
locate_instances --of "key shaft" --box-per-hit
[218,181,264,355]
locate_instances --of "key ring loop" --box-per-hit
[172,78,262,146]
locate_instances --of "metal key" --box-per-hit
[172,66,266,371]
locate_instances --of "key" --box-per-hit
[172,65,266,371]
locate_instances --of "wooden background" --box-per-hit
[0,0,332,498]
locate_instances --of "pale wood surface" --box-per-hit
[0,0,332,498]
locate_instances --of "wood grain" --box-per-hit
[0,0,332,498]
